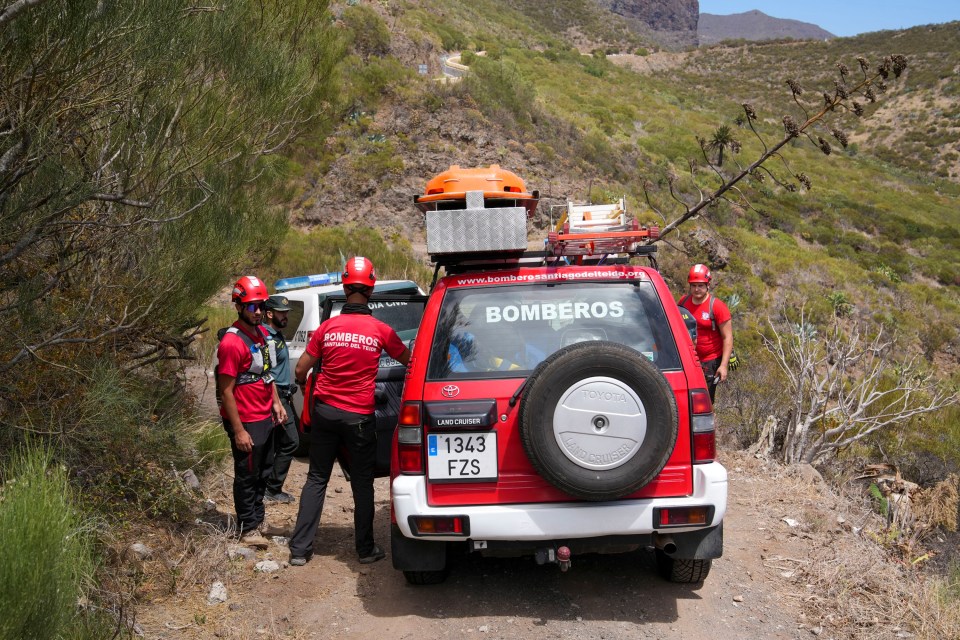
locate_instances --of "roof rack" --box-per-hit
[545,198,659,258]
[433,250,632,272]
[417,168,660,279]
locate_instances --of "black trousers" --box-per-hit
[289,403,377,559]
[223,417,275,534]
[265,391,299,495]
[701,357,720,404]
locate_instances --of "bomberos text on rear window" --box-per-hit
[427,281,682,379]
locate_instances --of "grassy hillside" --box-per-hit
[284,3,958,478]
[297,10,958,303]
[678,24,960,183]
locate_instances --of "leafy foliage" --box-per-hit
[263,226,432,290]
[0,447,102,640]
[1,0,341,452]
[340,4,391,59]
[461,56,541,131]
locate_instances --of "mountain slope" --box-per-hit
[699,10,835,45]
[289,5,959,407]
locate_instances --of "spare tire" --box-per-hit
[519,341,678,501]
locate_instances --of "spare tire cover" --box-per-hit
[519,341,679,501]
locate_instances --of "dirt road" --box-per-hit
[138,445,848,640]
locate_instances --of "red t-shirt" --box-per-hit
[679,294,731,362]
[217,322,274,422]
[306,313,407,414]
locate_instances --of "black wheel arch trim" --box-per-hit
[659,522,723,560]
[391,524,448,571]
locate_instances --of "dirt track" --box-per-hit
[137,445,845,640]
[134,367,923,639]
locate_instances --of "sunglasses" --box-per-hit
[242,302,266,312]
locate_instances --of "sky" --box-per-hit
[698,1,960,37]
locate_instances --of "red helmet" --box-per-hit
[343,256,376,287]
[231,276,269,304]
[688,264,712,284]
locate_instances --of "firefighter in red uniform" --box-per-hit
[678,264,733,403]
[288,257,411,566]
[217,276,288,548]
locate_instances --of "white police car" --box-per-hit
[274,272,426,461]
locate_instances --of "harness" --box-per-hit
[679,294,718,331]
[223,326,277,386]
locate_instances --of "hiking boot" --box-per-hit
[289,555,309,567]
[239,530,269,550]
[259,520,292,537]
[358,545,386,564]
[264,491,295,504]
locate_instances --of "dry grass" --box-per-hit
[728,451,960,639]
[913,474,960,534]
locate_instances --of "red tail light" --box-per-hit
[656,506,711,527]
[398,402,424,474]
[411,516,468,536]
[399,402,422,426]
[690,389,715,464]
[690,389,713,415]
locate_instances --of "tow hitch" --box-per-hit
[534,545,572,572]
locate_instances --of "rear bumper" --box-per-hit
[392,461,727,541]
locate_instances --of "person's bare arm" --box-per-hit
[295,352,319,387]
[271,382,287,424]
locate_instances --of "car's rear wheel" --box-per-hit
[655,550,712,583]
[403,569,449,585]
[519,341,678,501]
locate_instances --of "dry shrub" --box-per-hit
[911,565,960,640]
[716,347,789,449]
[725,451,959,639]
[912,474,959,533]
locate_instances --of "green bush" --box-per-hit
[341,55,415,112]
[347,137,405,183]
[194,305,240,366]
[265,226,431,289]
[0,447,96,640]
[341,4,391,59]
[461,56,539,130]
[190,420,232,472]
[72,364,197,522]
[717,345,789,448]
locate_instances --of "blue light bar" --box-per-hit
[274,271,343,292]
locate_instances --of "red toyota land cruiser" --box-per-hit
[389,166,727,585]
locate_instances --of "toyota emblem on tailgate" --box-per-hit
[441,385,460,398]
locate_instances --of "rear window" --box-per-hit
[328,299,423,342]
[426,281,681,380]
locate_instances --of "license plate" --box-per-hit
[427,432,498,482]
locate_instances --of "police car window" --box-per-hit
[282,300,304,342]
[426,282,681,380]
[329,300,424,342]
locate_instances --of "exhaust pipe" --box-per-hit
[653,533,677,555]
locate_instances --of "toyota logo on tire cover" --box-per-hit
[441,385,460,398]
